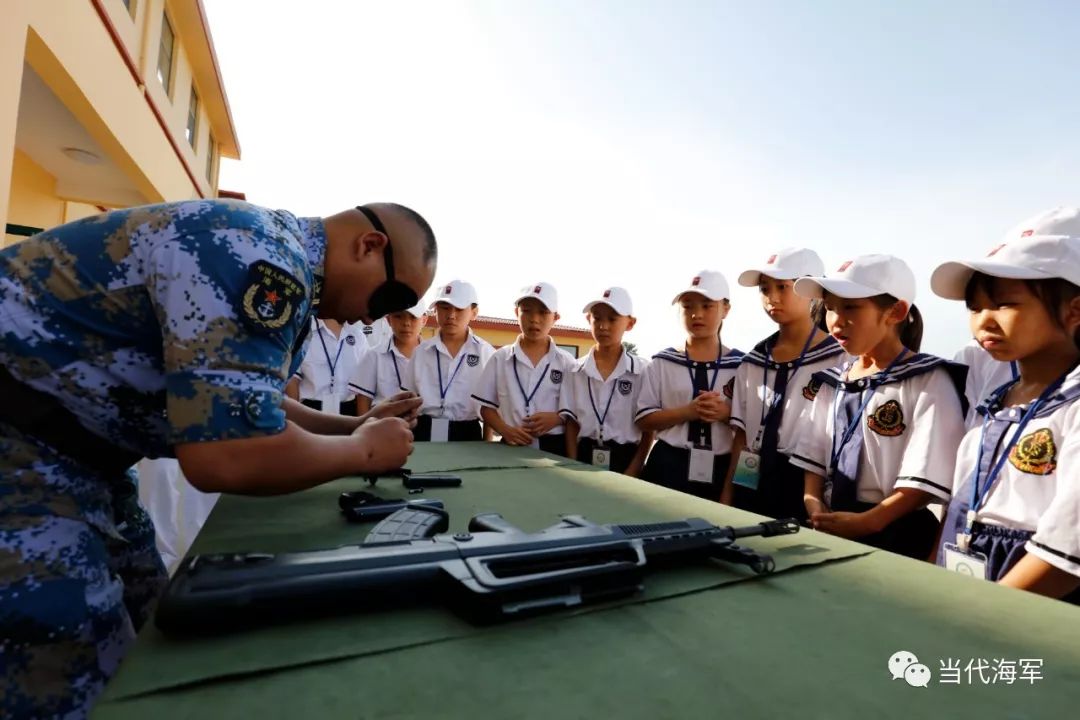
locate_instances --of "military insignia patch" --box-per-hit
[241,261,304,333]
[550,369,564,384]
[723,377,735,399]
[466,353,480,367]
[867,400,906,437]
[803,377,822,401]
[618,379,633,396]
[1009,428,1057,475]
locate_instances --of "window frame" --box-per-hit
[186,87,199,149]
[157,12,176,98]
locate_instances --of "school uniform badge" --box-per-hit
[867,400,906,437]
[346,335,356,345]
[550,369,564,384]
[466,353,480,367]
[723,377,735,399]
[1009,428,1057,475]
[803,377,822,401]
[241,261,304,334]
[618,379,633,395]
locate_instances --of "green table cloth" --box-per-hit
[94,443,1080,718]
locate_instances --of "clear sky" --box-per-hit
[204,0,1080,358]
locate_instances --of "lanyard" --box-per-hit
[513,355,550,413]
[316,322,346,391]
[759,330,817,429]
[588,375,619,443]
[684,346,724,394]
[390,349,406,391]
[435,347,468,405]
[829,349,909,471]
[966,370,1069,532]
[1009,361,1019,380]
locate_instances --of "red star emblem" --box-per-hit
[264,289,280,303]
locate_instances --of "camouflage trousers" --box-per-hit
[0,423,167,719]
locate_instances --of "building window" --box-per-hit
[557,344,580,358]
[157,13,175,96]
[186,88,199,148]
[206,135,216,182]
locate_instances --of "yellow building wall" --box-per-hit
[1,0,226,239]
[420,324,591,357]
[5,150,64,243]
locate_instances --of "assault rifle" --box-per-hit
[155,507,798,635]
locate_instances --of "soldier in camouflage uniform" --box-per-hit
[0,199,436,718]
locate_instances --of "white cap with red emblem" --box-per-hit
[429,279,479,309]
[672,270,730,304]
[514,281,559,312]
[931,206,1080,300]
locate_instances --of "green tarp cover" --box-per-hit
[94,444,1080,718]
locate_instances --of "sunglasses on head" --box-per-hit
[355,205,419,320]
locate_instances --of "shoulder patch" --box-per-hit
[723,377,735,399]
[803,376,823,401]
[1009,428,1057,475]
[867,399,906,437]
[618,378,633,396]
[241,260,304,334]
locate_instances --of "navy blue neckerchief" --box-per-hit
[812,352,969,511]
[652,346,744,449]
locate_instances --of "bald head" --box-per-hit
[320,202,437,323]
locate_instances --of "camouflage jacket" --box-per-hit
[0,200,325,459]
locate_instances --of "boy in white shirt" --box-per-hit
[407,280,494,441]
[560,287,653,475]
[286,317,368,416]
[354,301,428,412]
[474,282,577,455]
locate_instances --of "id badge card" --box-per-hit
[688,448,714,483]
[592,446,611,469]
[732,449,761,490]
[319,394,341,416]
[943,543,988,580]
[430,417,450,443]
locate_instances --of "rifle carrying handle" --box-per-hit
[364,505,451,544]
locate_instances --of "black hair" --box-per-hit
[363,202,437,266]
[811,299,828,331]
[869,295,923,352]
[964,271,1080,347]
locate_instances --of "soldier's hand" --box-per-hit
[365,392,423,426]
[352,417,414,474]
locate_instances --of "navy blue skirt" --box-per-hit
[851,501,938,560]
[732,451,807,523]
[643,440,730,501]
[969,522,1080,604]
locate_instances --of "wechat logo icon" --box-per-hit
[889,650,932,688]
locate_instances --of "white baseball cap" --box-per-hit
[514,282,559,313]
[582,286,634,316]
[794,254,916,305]
[738,247,825,287]
[672,270,730,304]
[931,207,1080,300]
[402,300,428,319]
[429,279,478,309]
